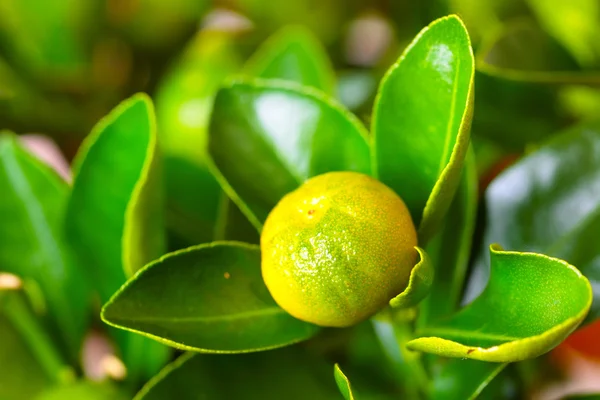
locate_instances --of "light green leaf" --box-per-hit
[135,347,340,400]
[102,242,320,353]
[208,79,371,230]
[408,245,592,362]
[65,94,169,380]
[389,247,434,310]
[334,364,357,400]
[244,25,335,93]
[372,14,475,244]
[0,133,88,357]
[527,0,600,67]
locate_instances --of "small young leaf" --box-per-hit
[334,364,357,400]
[372,14,475,244]
[431,360,507,400]
[135,347,339,400]
[244,25,336,93]
[407,245,592,362]
[389,247,434,310]
[102,242,320,353]
[0,133,88,356]
[209,79,371,230]
[65,94,169,379]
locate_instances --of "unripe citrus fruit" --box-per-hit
[261,171,418,327]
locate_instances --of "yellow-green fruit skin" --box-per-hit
[261,171,418,328]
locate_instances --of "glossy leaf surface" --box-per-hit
[209,79,371,229]
[135,347,339,400]
[102,242,320,353]
[479,121,600,320]
[245,26,335,93]
[0,134,88,355]
[65,94,168,379]
[372,15,475,243]
[408,245,592,362]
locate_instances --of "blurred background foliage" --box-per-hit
[2,0,600,399]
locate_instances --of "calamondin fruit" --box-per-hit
[260,171,418,327]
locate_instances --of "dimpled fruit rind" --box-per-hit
[260,171,418,328]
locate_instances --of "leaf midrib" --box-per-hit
[109,305,286,324]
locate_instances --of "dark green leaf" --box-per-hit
[0,133,88,357]
[431,359,507,400]
[372,15,475,244]
[389,247,433,310]
[334,364,356,400]
[418,147,477,326]
[102,242,320,353]
[209,79,371,229]
[65,94,169,379]
[36,381,128,400]
[408,245,592,362]
[478,120,600,321]
[244,25,335,93]
[135,347,340,400]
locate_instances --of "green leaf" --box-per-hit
[66,93,165,298]
[389,247,434,309]
[135,347,340,400]
[208,79,371,229]
[0,133,88,357]
[244,25,336,93]
[35,381,128,400]
[113,0,209,51]
[0,293,53,400]
[431,359,507,400]
[478,120,600,321]
[527,0,600,67]
[334,364,356,400]
[102,242,320,353]
[418,147,477,326]
[154,31,242,246]
[65,94,168,380]
[0,0,94,83]
[372,15,475,244]
[407,245,592,362]
[475,19,597,83]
